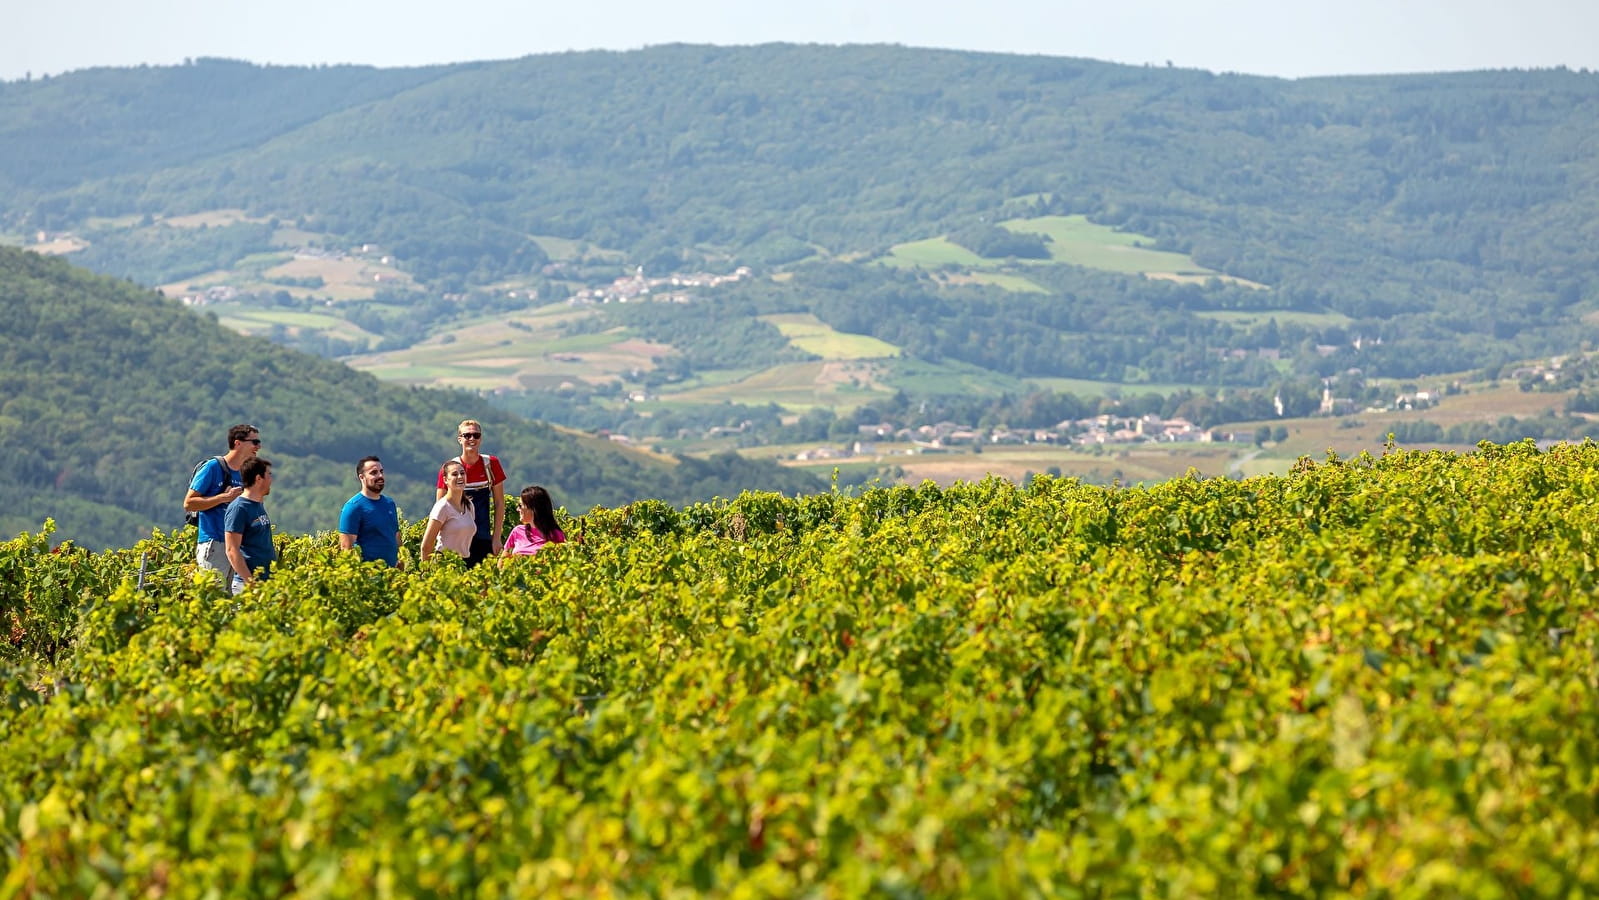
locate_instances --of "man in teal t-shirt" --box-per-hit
[339,455,399,567]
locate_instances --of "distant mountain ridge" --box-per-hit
[0,246,819,548]
[3,45,1597,401]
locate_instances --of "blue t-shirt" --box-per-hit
[224,496,275,579]
[190,457,242,543]
[339,493,399,566]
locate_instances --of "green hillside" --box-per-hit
[0,247,820,548]
[4,47,1599,437]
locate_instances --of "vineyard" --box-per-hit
[3,441,1598,897]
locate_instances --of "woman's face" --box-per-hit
[444,465,467,488]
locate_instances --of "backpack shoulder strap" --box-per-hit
[212,456,232,493]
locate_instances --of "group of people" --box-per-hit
[183,420,567,594]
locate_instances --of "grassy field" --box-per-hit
[880,237,987,268]
[760,313,901,359]
[881,357,1029,397]
[215,307,380,345]
[878,215,1264,289]
[940,271,1050,293]
[999,215,1215,275]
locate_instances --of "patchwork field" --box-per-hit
[760,313,901,359]
[348,304,674,389]
[878,215,1265,289]
[659,360,898,411]
[215,308,381,345]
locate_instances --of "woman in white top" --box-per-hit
[421,459,476,562]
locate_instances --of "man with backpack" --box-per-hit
[183,423,260,581]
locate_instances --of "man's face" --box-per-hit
[237,431,262,459]
[458,426,483,451]
[259,468,273,497]
[359,461,385,495]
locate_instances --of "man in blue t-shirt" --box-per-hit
[339,455,400,567]
[224,457,276,594]
[183,423,260,582]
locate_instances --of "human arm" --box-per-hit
[224,531,251,585]
[338,499,360,552]
[490,480,506,553]
[419,517,443,562]
[184,486,242,512]
[184,459,242,511]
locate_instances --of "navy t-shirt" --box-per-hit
[224,496,275,579]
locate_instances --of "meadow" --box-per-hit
[5,442,1597,896]
[759,314,901,360]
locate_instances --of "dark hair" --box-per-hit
[356,455,382,476]
[519,485,559,539]
[228,423,258,448]
[241,457,272,487]
[439,459,473,514]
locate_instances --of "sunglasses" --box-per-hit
[242,438,262,445]
[459,432,482,440]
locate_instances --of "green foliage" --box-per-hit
[4,443,1599,894]
[73,221,277,285]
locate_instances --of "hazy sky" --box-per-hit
[5,0,1597,82]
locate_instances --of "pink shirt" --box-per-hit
[504,524,565,556]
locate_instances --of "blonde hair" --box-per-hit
[457,419,482,432]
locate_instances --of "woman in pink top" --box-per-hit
[503,485,566,556]
[421,460,476,562]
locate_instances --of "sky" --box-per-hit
[4,0,1597,83]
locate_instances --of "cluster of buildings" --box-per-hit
[785,415,1247,462]
[567,267,753,305]
[176,285,240,307]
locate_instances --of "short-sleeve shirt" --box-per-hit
[504,524,565,556]
[437,455,505,540]
[224,496,275,579]
[190,458,242,543]
[427,496,477,557]
[339,493,399,566]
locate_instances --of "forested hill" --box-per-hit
[4,47,1596,308]
[0,247,820,548]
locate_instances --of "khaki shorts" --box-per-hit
[196,539,236,581]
